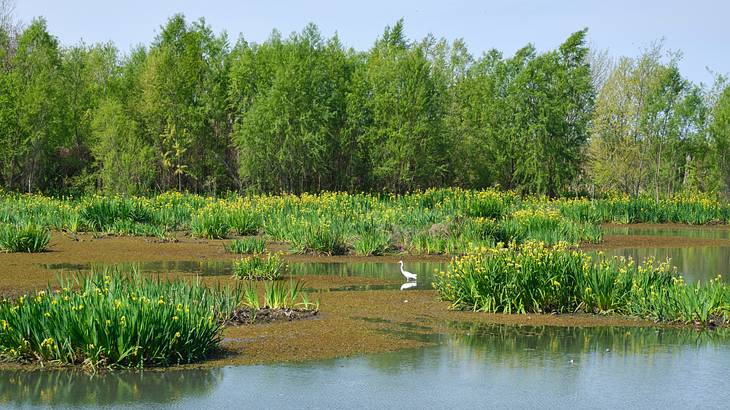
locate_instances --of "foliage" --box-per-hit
[2,15,725,197]
[0,224,51,252]
[241,280,317,311]
[3,189,730,256]
[0,270,241,368]
[190,206,230,239]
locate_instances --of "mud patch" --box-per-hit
[227,307,319,324]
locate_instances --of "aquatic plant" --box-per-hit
[435,242,730,326]
[288,222,349,255]
[228,208,261,236]
[2,189,730,257]
[225,238,266,254]
[239,280,318,313]
[353,230,391,256]
[0,270,241,368]
[233,253,287,281]
[0,224,51,253]
[190,206,230,239]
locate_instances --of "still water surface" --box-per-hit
[2,324,729,409]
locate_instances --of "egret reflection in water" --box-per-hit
[400,281,417,290]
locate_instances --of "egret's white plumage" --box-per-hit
[399,260,417,282]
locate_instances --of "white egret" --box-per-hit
[398,260,417,282]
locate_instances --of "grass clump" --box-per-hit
[228,209,261,236]
[0,270,241,368]
[242,280,318,311]
[435,241,730,326]
[233,253,287,281]
[353,230,391,256]
[225,238,266,254]
[79,197,155,232]
[190,207,230,239]
[0,224,51,253]
[289,223,349,255]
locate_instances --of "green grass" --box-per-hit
[190,208,230,239]
[435,242,730,326]
[233,253,287,281]
[0,224,51,253]
[288,223,350,255]
[224,238,266,254]
[0,270,241,368]
[353,230,391,256]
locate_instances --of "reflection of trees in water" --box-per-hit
[445,322,730,367]
[0,368,222,406]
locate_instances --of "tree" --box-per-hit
[711,85,730,195]
[588,43,707,197]
[91,99,154,194]
[229,25,355,193]
[351,20,450,192]
[139,14,231,193]
[2,19,64,192]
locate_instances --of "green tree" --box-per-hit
[711,85,730,195]
[91,99,154,194]
[1,19,64,192]
[229,25,355,193]
[139,14,231,193]
[351,20,450,192]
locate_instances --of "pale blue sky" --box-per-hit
[14,0,728,85]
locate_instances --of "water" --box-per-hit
[595,246,730,283]
[3,324,730,409]
[42,260,447,291]
[603,225,730,240]
[596,225,730,283]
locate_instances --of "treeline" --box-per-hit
[0,12,728,196]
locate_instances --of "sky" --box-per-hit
[12,0,729,85]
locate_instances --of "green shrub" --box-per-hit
[0,224,51,253]
[0,270,241,368]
